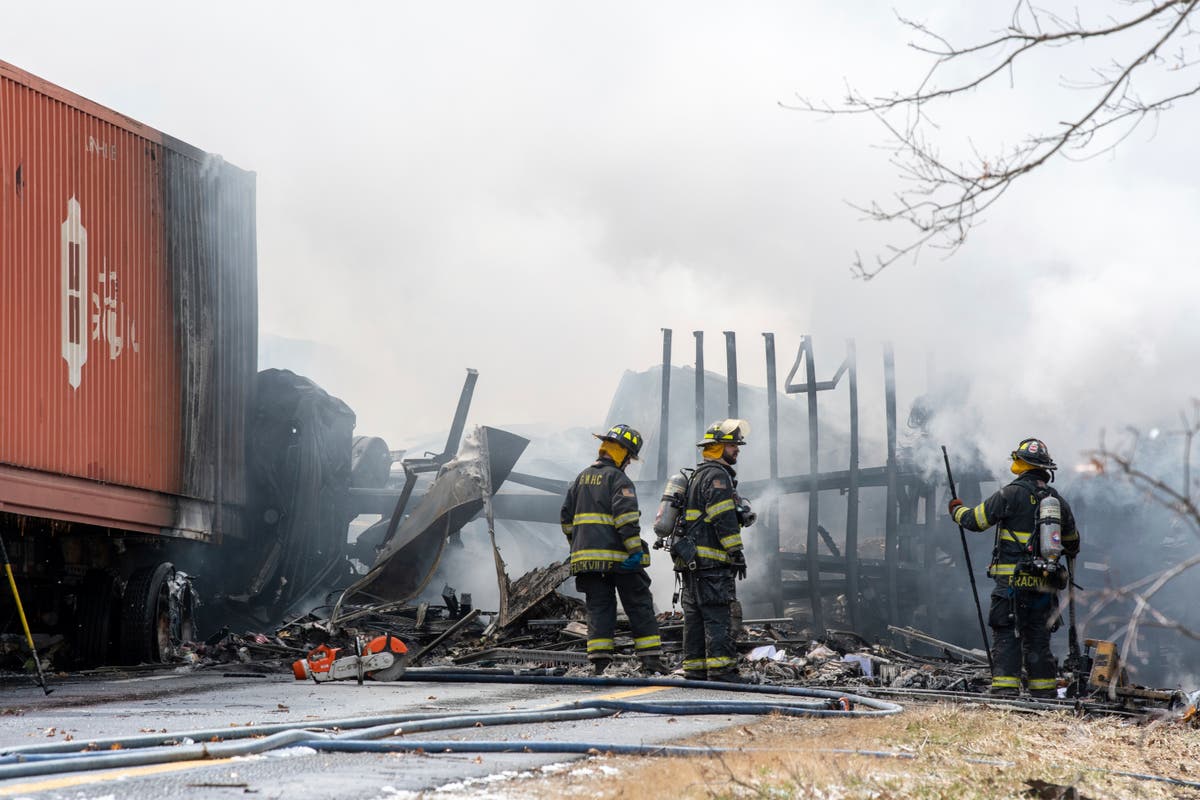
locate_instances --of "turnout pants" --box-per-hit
[680,567,737,679]
[575,570,662,664]
[988,586,1057,694]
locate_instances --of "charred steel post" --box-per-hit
[845,339,861,633]
[763,334,780,480]
[724,331,738,418]
[694,331,705,442]
[443,369,479,460]
[784,336,852,636]
[378,462,418,552]
[883,343,899,628]
[763,332,781,615]
[801,337,821,633]
[921,482,939,627]
[658,328,672,482]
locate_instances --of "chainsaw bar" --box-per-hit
[366,651,411,682]
[326,652,393,682]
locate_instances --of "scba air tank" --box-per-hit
[1037,494,1063,560]
[653,473,691,537]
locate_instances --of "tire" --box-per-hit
[120,562,193,665]
[75,571,119,666]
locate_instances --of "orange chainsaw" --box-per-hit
[292,634,410,684]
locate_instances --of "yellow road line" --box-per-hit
[593,685,673,700]
[0,756,240,796]
[534,682,673,709]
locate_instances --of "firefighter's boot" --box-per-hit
[591,657,613,676]
[709,669,751,685]
[639,656,667,675]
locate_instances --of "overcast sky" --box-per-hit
[5,1,1197,473]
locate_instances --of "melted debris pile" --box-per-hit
[151,556,1195,727]
[179,583,487,674]
[740,626,987,691]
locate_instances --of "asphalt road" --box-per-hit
[0,668,762,799]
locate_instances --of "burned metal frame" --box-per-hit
[671,332,949,639]
[486,332,989,644]
[347,368,479,529]
[783,336,853,635]
[652,329,912,635]
[332,425,529,623]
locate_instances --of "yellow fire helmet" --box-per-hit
[593,423,644,460]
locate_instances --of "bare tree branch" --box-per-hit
[790,0,1200,278]
[1072,406,1200,670]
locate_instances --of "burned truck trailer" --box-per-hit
[0,60,257,664]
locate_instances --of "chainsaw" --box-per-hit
[292,634,410,684]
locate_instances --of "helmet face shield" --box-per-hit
[697,418,750,447]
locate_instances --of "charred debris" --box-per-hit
[6,332,1198,724]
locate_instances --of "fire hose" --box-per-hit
[0,671,900,780]
[2,669,1197,792]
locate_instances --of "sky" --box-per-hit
[3,0,1198,475]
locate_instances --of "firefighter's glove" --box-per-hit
[617,552,643,572]
[735,500,757,528]
[729,550,747,580]
[948,498,964,518]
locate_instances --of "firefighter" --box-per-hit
[948,437,1080,697]
[560,424,665,675]
[673,419,755,682]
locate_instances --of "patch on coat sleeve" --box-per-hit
[620,487,636,497]
[712,479,726,489]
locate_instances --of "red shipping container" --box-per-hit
[0,60,256,539]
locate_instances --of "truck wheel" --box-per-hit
[120,562,193,664]
[75,571,119,666]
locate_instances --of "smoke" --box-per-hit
[4,3,1196,437]
[7,3,1198,683]
[582,364,1200,686]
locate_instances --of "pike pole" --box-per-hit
[941,445,994,674]
[1066,555,1082,669]
[0,532,52,694]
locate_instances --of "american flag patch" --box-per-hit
[620,487,636,497]
[712,479,726,489]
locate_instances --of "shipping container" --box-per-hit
[0,59,256,538]
[0,59,257,664]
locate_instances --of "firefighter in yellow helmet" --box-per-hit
[560,424,664,675]
[672,419,755,682]
[948,437,1080,697]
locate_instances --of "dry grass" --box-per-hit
[502,703,1200,799]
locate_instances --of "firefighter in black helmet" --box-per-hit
[948,437,1080,697]
[560,424,664,675]
[672,419,755,682]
